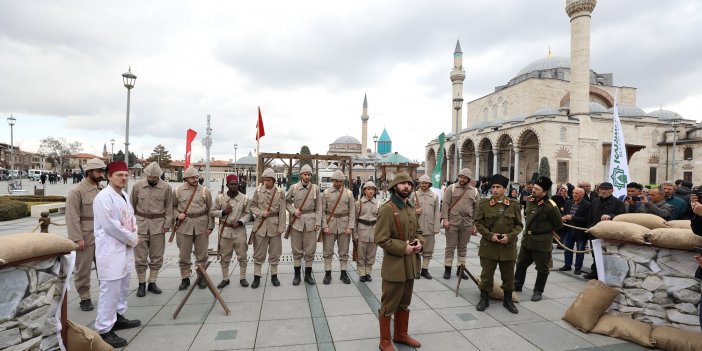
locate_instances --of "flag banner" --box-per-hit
[431,132,445,188]
[256,106,265,140]
[185,128,197,169]
[608,92,630,198]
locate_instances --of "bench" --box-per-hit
[11,189,29,195]
[31,202,67,218]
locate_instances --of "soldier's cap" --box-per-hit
[331,170,345,181]
[534,176,553,192]
[626,182,642,190]
[599,182,614,189]
[489,174,509,188]
[183,166,199,179]
[362,181,377,190]
[144,161,163,177]
[300,164,313,175]
[84,158,106,171]
[261,168,276,180]
[226,174,238,183]
[459,168,472,179]
[106,161,128,176]
[389,173,413,190]
[419,174,431,183]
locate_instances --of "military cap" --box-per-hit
[459,168,472,179]
[331,170,345,181]
[84,158,106,171]
[419,174,431,183]
[183,166,199,179]
[261,168,276,179]
[389,173,413,189]
[144,161,163,177]
[362,180,377,190]
[489,174,509,188]
[534,176,553,192]
[599,182,613,189]
[300,164,313,175]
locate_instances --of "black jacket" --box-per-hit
[563,199,591,240]
[589,195,625,227]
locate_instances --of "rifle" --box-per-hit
[284,183,313,239]
[248,187,278,245]
[168,185,199,243]
[318,187,345,242]
[214,201,232,259]
[220,178,225,194]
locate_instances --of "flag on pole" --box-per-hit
[185,128,197,169]
[608,92,630,198]
[431,132,445,188]
[256,106,265,140]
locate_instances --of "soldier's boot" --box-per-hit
[513,265,527,292]
[378,313,393,351]
[443,266,452,280]
[456,266,469,279]
[304,267,316,285]
[365,274,372,282]
[240,278,249,287]
[251,276,261,289]
[323,271,332,285]
[179,278,190,291]
[217,280,230,289]
[359,266,366,282]
[100,331,127,348]
[136,283,146,297]
[271,274,280,287]
[147,282,162,294]
[503,290,519,314]
[476,290,490,311]
[293,267,302,286]
[392,309,421,348]
[340,270,351,284]
[415,271,421,279]
[79,299,94,311]
[531,272,548,302]
[197,278,207,289]
[112,313,141,331]
[420,268,433,280]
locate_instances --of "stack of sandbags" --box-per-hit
[613,213,671,230]
[589,215,701,251]
[590,314,655,347]
[651,325,702,351]
[667,220,692,229]
[586,221,649,244]
[67,320,115,351]
[645,228,702,250]
[562,280,619,332]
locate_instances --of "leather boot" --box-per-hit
[323,271,332,285]
[216,279,230,289]
[393,309,421,348]
[340,270,351,284]
[197,278,207,289]
[79,299,94,311]
[503,290,518,314]
[365,274,372,282]
[112,313,141,331]
[456,266,469,279]
[147,282,162,294]
[532,272,549,301]
[304,267,316,285]
[420,268,433,279]
[378,313,393,351]
[271,274,280,287]
[415,271,421,279]
[240,278,249,287]
[136,283,146,297]
[476,290,489,311]
[251,276,261,289]
[359,274,367,282]
[293,266,302,286]
[178,278,190,290]
[100,331,127,348]
[443,266,451,279]
[513,264,526,292]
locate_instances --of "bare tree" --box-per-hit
[38,137,82,172]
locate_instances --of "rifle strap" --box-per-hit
[326,187,345,225]
[254,187,278,233]
[289,183,314,226]
[447,184,471,213]
[414,192,421,211]
[387,201,405,241]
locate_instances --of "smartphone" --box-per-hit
[630,196,640,202]
[694,247,702,255]
[497,234,505,239]
[409,239,418,246]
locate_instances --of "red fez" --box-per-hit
[226,174,238,183]
[107,161,129,176]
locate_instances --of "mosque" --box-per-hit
[425,0,702,188]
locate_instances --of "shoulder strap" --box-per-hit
[326,187,345,224]
[448,185,470,212]
[386,201,405,241]
[182,186,198,215]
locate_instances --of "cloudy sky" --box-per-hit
[1,0,700,164]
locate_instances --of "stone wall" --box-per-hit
[0,256,70,351]
[601,240,701,332]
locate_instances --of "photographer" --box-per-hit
[636,187,673,221]
[620,182,643,213]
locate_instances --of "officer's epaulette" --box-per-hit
[548,199,557,207]
[488,198,510,206]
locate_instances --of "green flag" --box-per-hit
[431,132,445,188]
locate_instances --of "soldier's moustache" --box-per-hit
[394,188,411,199]
[147,179,158,186]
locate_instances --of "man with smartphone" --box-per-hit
[637,187,673,220]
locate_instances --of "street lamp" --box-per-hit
[452,97,463,180]
[110,138,115,162]
[122,67,137,168]
[233,143,238,176]
[7,114,16,180]
[373,134,379,182]
[670,114,682,180]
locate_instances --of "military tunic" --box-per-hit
[66,178,103,300]
[130,178,173,283]
[173,183,214,278]
[354,196,379,276]
[250,184,286,275]
[211,191,251,279]
[412,189,441,269]
[441,183,480,266]
[321,186,355,271]
[285,181,322,266]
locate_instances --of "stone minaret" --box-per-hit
[566,0,596,133]
[450,40,466,132]
[361,93,369,155]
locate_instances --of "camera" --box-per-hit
[694,247,702,255]
[630,196,640,202]
[409,239,418,246]
[497,234,504,239]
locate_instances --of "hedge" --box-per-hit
[7,195,66,203]
[0,200,29,221]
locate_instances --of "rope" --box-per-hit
[551,223,592,254]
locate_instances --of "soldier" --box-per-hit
[286,164,322,285]
[412,174,440,279]
[376,173,423,351]
[441,168,480,280]
[250,168,286,288]
[474,174,523,314]
[211,174,251,289]
[66,157,105,312]
[130,161,173,297]
[355,181,379,282]
[514,176,563,301]
[173,166,214,290]
[321,170,355,284]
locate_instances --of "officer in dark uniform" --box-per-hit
[475,174,523,314]
[514,176,563,302]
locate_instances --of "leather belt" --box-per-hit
[187,211,208,218]
[300,209,316,214]
[325,212,347,218]
[222,222,240,228]
[135,211,166,219]
[357,218,377,226]
[79,216,93,222]
[527,230,551,235]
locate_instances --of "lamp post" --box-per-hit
[234,143,238,177]
[7,115,16,180]
[122,67,137,167]
[110,138,115,162]
[452,97,463,180]
[373,134,379,182]
[670,114,682,180]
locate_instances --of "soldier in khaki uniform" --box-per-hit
[474,174,523,314]
[173,167,214,290]
[286,164,322,285]
[514,176,563,302]
[211,174,251,289]
[355,181,378,282]
[129,162,172,297]
[412,174,441,280]
[376,173,423,351]
[250,168,286,288]
[441,168,480,280]
[321,170,355,284]
[66,158,105,311]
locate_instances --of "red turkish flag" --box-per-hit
[185,128,197,169]
[256,106,265,140]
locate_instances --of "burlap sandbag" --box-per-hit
[0,232,77,265]
[651,326,702,351]
[562,279,619,332]
[586,221,650,244]
[590,313,655,347]
[488,282,519,302]
[645,228,702,250]
[612,213,671,230]
[667,220,692,229]
[67,320,115,351]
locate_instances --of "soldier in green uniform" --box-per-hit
[514,176,563,302]
[376,173,423,351]
[475,174,523,314]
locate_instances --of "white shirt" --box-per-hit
[93,185,138,281]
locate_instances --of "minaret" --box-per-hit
[450,40,466,132]
[361,93,369,155]
[566,0,596,133]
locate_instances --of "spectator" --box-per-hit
[509,188,519,201]
[519,181,534,208]
[40,172,47,185]
[620,182,643,213]
[551,186,569,214]
[637,187,673,220]
[579,181,596,203]
[674,180,692,203]
[559,187,591,275]
[584,182,625,280]
[661,182,686,220]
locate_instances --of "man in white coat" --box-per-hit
[93,161,141,348]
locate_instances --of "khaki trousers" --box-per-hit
[74,244,95,300]
[356,241,377,275]
[220,234,248,279]
[135,232,165,283]
[177,233,209,278]
[253,234,282,275]
[322,233,350,271]
[290,229,317,267]
[479,257,515,291]
[444,224,471,266]
[380,279,414,316]
[421,235,435,269]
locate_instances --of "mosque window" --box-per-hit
[502,102,508,117]
[684,147,693,161]
[560,127,567,142]
[684,171,692,182]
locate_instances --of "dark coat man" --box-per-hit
[558,188,591,275]
[584,182,625,280]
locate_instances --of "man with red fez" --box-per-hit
[93,161,141,348]
[211,174,252,288]
[250,168,287,288]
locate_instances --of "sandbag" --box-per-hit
[645,228,702,251]
[613,213,670,230]
[67,320,115,351]
[590,313,655,347]
[488,282,519,302]
[0,232,77,266]
[562,279,620,332]
[651,325,702,351]
[667,220,692,229]
[586,221,650,245]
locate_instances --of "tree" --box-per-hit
[145,144,173,169]
[299,145,312,170]
[112,150,138,167]
[38,137,82,171]
[538,156,551,181]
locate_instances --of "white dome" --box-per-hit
[332,136,360,144]
[516,56,570,77]
[649,109,683,120]
[610,105,646,117]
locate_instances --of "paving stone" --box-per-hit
[254,345,317,351]
[415,290,472,309]
[406,309,454,334]
[519,299,569,321]
[434,306,501,330]
[327,313,378,341]
[123,325,200,351]
[205,301,262,324]
[414,330,479,351]
[260,299,310,320]
[461,326,540,351]
[190,321,258,350]
[334,338,380,351]
[316,282,363,298]
[321,296,372,317]
[150,303,211,326]
[509,321,595,350]
[484,301,546,325]
[552,320,630,347]
[262,280,309,301]
[255,318,316,348]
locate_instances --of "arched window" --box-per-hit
[684,147,693,160]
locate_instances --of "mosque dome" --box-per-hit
[610,105,646,117]
[516,56,570,77]
[589,102,607,113]
[236,151,257,166]
[332,136,360,144]
[649,109,683,120]
[533,107,563,116]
